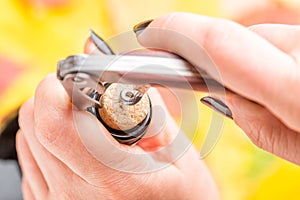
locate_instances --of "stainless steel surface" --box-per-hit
[58,54,223,88]
[57,54,225,110]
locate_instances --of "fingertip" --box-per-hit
[133,19,153,36]
[225,94,267,133]
[84,36,105,55]
[225,95,250,122]
[84,37,95,54]
[200,96,233,119]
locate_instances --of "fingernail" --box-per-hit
[133,19,153,36]
[200,96,233,119]
[89,29,115,55]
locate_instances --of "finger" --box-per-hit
[83,37,185,151]
[137,88,179,151]
[248,24,300,57]
[137,12,300,132]
[226,95,300,165]
[84,35,185,119]
[33,74,121,180]
[84,37,104,55]
[84,37,95,54]
[33,74,164,177]
[19,98,83,191]
[22,177,35,200]
[16,131,49,198]
[84,38,200,164]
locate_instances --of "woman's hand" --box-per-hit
[17,75,218,198]
[135,12,300,165]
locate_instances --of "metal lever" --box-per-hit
[58,54,224,91]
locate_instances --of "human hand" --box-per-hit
[134,12,300,165]
[17,65,218,199]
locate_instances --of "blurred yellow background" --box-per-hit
[1,0,300,199]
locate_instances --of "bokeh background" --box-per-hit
[1,0,300,199]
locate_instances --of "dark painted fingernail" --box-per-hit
[89,29,115,55]
[133,19,153,36]
[200,96,233,119]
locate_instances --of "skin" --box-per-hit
[17,12,300,199]
[17,36,218,199]
[136,12,300,165]
[17,77,218,200]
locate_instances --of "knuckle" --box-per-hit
[34,111,69,147]
[248,121,282,155]
[200,18,238,52]
[267,68,300,132]
[248,24,266,32]
[33,74,74,148]
[247,121,265,149]
[251,123,271,151]
[156,12,185,29]
[35,74,56,98]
